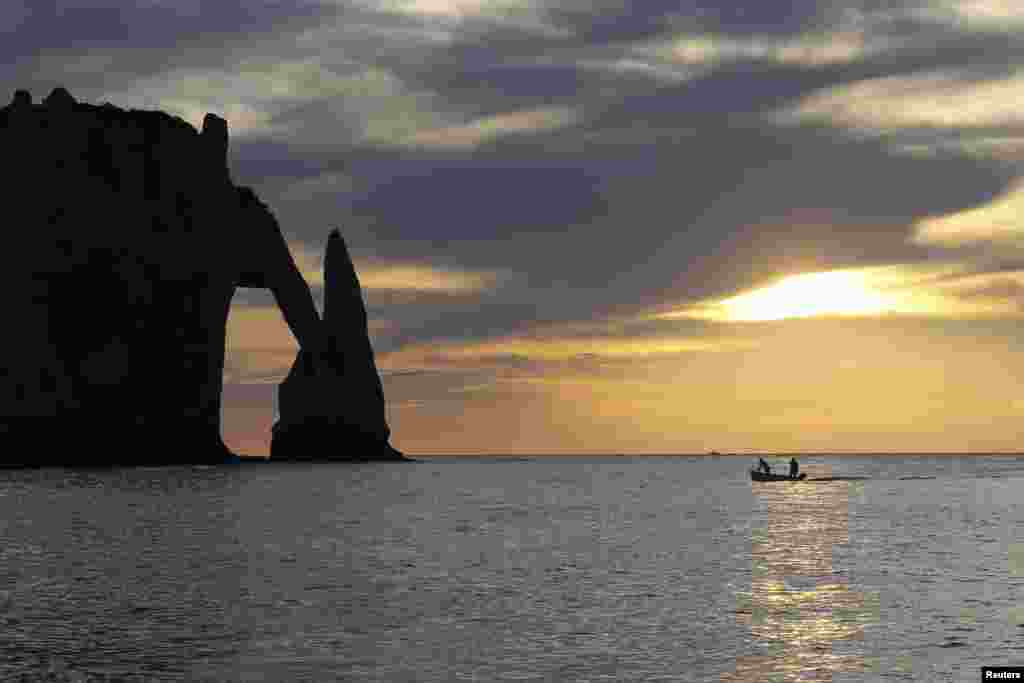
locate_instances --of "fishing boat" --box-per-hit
[750,470,807,482]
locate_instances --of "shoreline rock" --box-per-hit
[0,87,359,466]
[270,230,407,462]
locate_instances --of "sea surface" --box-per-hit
[1,455,1023,681]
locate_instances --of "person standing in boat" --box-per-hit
[789,457,799,479]
[758,457,771,474]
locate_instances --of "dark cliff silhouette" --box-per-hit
[0,87,347,466]
[271,229,405,461]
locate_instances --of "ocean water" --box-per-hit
[1,455,1023,681]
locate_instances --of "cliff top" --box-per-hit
[2,87,226,141]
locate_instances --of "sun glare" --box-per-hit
[665,265,982,322]
[717,270,891,321]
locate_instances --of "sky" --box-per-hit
[10,0,1024,455]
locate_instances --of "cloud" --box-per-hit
[943,0,1024,27]
[639,29,881,69]
[403,105,579,148]
[360,264,509,292]
[288,240,509,292]
[222,348,299,385]
[913,178,1024,249]
[5,1,344,91]
[785,69,1024,132]
[374,0,534,19]
[248,107,1013,358]
[659,263,1024,322]
[375,309,761,382]
[14,0,1024,396]
[224,304,304,383]
[224,301,396,383]
[87,62,448,140]
[367,0,565,36]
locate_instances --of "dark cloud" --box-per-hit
[3,0,333,59]
[1,1,388,101]
[420,61,590,110]
[351,161,609,242]
[431,0,836,61]
[951,278,1024,303]
[545,0,826,41]
[231,138,337,184]
[11,0,1024,358]
[378,1,1024,133]
[232,94,1018,349]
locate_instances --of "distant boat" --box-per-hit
[750,470,807,482]
[709,450,723,456]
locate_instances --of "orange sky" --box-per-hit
[222,262,1024,456]
[26,0,1022,456]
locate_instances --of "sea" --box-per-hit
[1,454,1023,682]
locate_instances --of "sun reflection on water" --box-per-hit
[723,464,879,682]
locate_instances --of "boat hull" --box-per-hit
[750,470,807,482]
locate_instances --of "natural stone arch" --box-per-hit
[0,88,331,465]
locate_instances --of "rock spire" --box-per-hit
[271,229,405,461]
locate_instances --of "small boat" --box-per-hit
[750,470,807,482]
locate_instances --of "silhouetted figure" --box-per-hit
[0,87,331,466]
[789,457,799,479]
[758,457,771,474]
[270,229,405,461]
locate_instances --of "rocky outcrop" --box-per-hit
[271,229,406,461]
[0,87,330,466]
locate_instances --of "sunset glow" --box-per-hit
[32,0,1024,454]
[659,264,1020,323]
[712,269,895,321]
[289,242,505,293]
[24,4,1024,681]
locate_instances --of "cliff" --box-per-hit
[0,87,331,466]
[271,230,406,461]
